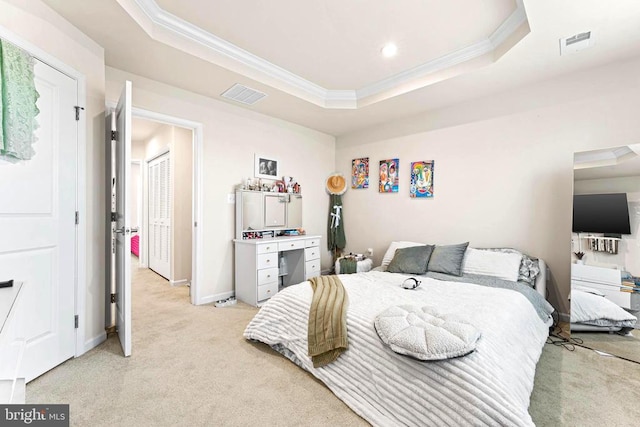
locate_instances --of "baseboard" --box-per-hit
[198,290,234,306]
[83,331,107,354]
[170,279,190,287]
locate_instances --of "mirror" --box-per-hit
[571,144,640,361]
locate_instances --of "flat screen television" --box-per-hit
[572,193,631,235]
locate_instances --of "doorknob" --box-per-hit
[114,227,137,234]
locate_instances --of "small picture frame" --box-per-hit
[254,154,279,180]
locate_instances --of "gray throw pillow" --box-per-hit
[387,245,434,274]
[428,242,469,276]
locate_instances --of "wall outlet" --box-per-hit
[227,193,235,204]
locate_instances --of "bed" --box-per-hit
[244,242,554,426]
[570,286,637,333]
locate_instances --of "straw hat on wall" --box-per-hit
[326,173,347,195]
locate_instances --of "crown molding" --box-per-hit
[119,0,528,110]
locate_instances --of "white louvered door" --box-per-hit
[148,152,171,279]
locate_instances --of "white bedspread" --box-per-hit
[244,271,551,427]
[571,289,637,325]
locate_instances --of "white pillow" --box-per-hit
[462,248,522,282]
[380,241,424,269]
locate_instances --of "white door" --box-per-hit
[0,57,77,381]
[148,152,171,279]
[113,81,132,357]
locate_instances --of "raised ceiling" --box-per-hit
[41,0,640,135]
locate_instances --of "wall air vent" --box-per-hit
[221,83,267,105]
[560,31,594,56]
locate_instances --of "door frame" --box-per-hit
[0,26,87,356]
[115,105,204,305]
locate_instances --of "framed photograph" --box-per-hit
[379,158,399,193]
[351,157,369,189]
[254,154,279,180]
[410,160,434,198]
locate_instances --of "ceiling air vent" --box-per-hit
[559,31,594,56]
[221,83,267,105]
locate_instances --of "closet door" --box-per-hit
[148,152,171,279]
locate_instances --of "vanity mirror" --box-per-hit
[570,144,640,361]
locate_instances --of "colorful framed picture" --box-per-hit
[351,157,369,189]
[379,158,399,193]
[410,161,434,198]
[254,154,279,180]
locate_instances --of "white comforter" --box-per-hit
[244,271,551,427]
[571,288,637,326]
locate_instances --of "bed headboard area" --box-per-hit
[378,241,549,300]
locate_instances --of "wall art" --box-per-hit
[351,157,369,189]
[410,160,434,198]
[254,154,279,180]
[379,158,399,193]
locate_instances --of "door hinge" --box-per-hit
[74,315,79,329]
[111,293,117,303]
[75,211,79,225]
[74,105,85,121]
[111,130,117,140]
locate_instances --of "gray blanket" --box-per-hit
[424,272,555,323]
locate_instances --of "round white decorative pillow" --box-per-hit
[374,305,481,361]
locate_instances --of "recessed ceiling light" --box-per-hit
[381,43,398,58]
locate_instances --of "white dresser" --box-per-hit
[234,235,321,307]
[571,264,639,310]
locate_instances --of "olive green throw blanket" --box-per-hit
[308,275,349,368]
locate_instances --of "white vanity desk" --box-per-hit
[234,235,321,307]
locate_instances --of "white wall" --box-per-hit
[106,67,336,304]
[171,126,193,283]
[0,0,107,350]
[336,57,640,316]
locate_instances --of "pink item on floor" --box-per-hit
[131,234,139,257]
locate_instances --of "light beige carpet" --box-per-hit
[26,265,640,426]
[572,331,640,363]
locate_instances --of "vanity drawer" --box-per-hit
[257,253,278,269]
[257,282,279,302]
[279,240,305,252]
[257,267,279,286]
[305,247,320,261]
[257,243,278,255]
[305,238,320,248]
[305,260,321,279]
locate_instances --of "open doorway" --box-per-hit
[130,117,194,295]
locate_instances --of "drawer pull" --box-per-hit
[267,275,271,278]
[291,244,294,247]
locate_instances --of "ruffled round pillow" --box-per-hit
[374,305,481,361]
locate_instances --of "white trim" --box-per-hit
[120,0,529,109]
[201,291,235,306]
[170,279,189,287]
[489,0,528,48]
[0,25,89,357]
[83,332,107,354]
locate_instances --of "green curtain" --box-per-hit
[327,194,346,262]
[0,39,40,162]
